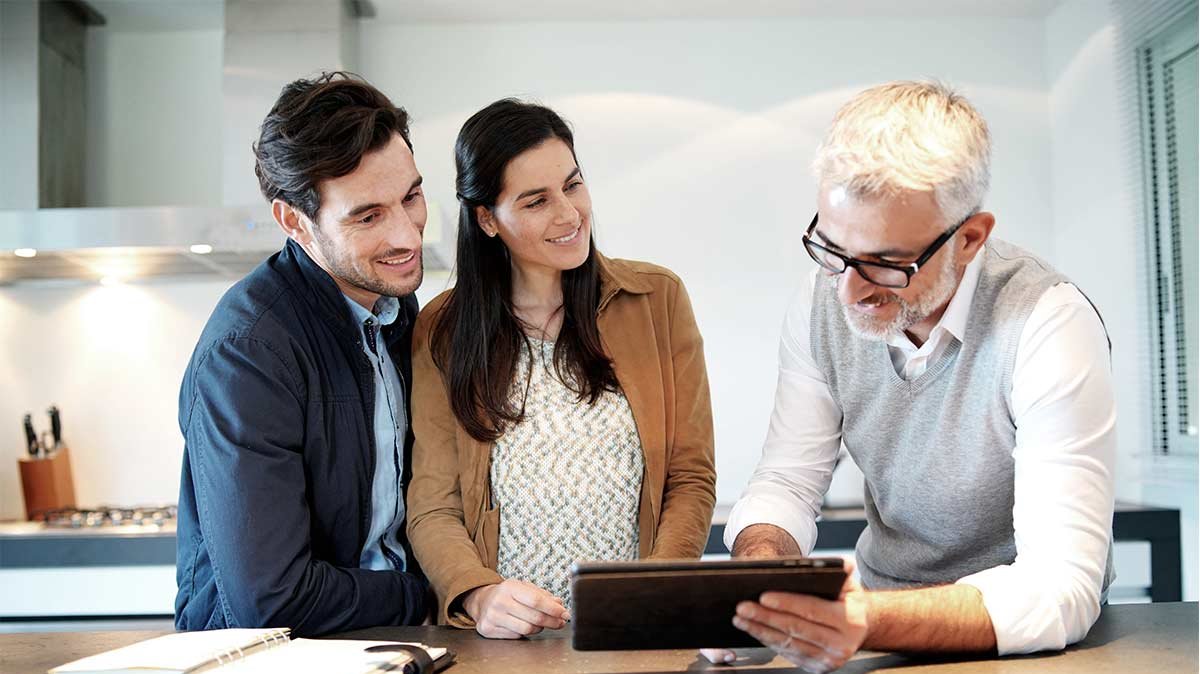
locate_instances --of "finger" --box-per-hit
[732,614,835,667]
[786,654,835,674]
[510,582,569,618]
[491,609,547,637]
[839,556,863,595]
[699,648,737,664]
[477,621,525,640]
[500,594,568,629]
[757,592,846,632]
[736,601,844,655]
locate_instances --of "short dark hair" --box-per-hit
[253,71,411,220]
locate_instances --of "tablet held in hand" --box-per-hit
[569,557,847,650]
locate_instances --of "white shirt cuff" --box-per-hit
[957,564,1086,655]
[723,489,819,555]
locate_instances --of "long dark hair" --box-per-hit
[431,99,618,442]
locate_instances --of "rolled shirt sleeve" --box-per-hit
[957,283,1117,655]
[724,270,842,555]
[730,271,1116,656]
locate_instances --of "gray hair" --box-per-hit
[812,80,991,225]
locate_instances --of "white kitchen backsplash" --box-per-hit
[0,271,458,521]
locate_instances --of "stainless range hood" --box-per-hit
[0,206,283,284]
[0,0,450,286]
[0,205,448,285]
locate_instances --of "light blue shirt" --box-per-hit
[343,294,408,571]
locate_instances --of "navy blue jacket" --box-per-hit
[175,239,429,636]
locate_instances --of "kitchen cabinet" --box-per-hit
[0,520,175,621]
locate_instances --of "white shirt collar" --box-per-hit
[885,244,985,352]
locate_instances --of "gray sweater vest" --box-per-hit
[811,239,1113,590]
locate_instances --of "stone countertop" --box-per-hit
[1,603,1196,674]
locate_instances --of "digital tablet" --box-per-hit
[569,557,846,650]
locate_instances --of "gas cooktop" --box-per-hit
[0,505,177,537]
[37,505,177,529]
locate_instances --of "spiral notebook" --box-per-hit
[48,628,454,674]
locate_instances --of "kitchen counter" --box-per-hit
[0,521,175,568]
[0,522,178,620]
[1,602,1196,674]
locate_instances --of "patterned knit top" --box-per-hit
[490,338,644,609]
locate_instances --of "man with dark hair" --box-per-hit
[175,72,430,636]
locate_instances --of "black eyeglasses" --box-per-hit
[802,212,968,289]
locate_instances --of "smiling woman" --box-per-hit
[406,99,717,639]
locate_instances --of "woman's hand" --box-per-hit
[462,579,571,639]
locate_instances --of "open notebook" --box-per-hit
[49,628,454,674]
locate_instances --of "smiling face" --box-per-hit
[814,187,967,342]
[477,137,592,280]
[277,133,426,310]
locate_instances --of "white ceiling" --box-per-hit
[370,0,1067,23]
[86,0,224,31]
[84,0,1066,32]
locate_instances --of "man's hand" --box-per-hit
[701,523,804,664]
[731,559,869,672]
[462,579,570,639]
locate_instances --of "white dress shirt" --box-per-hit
[725,246,1117,655]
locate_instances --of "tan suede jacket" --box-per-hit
[406,255,717,627]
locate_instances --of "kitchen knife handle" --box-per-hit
[48,405,62,449]
[22,413,40,458]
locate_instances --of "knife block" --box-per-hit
[18,446,77,519]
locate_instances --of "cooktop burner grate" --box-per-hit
[37,505,178,528]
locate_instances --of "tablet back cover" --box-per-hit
[570,563,846,650]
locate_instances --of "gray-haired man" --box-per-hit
[710,81,1116,670]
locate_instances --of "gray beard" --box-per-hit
[834,252,960,342]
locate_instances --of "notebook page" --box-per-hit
[219,639,446,674]
[50,629,290,674]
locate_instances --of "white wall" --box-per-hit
[0,280,232,518]
[1045,0,1144,511]
[1045,0,1198,600]
[358,16,1054,504]
[84,28,223,207]
[0,272,450,522]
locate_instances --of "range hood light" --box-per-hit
[14,248,37,258]
[189,244,214,255]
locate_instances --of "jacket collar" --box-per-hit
[596,252,653,309]
[275,238,417,343]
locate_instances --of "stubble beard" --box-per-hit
[836,248,959,342]
[313,228,424,300]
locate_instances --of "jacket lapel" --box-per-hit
[595,255,663,556]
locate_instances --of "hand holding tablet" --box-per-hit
[569,557,847,650]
